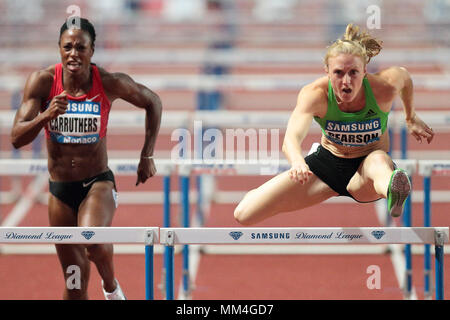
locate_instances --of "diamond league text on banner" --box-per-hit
[3,231,73,242]
[29,164,48,174]
[227,229,388,242]
[2,230,96,242]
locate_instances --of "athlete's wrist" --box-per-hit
[290,158,307,168]
[405,112,416,123]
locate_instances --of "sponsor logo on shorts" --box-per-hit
[82,178,97,188]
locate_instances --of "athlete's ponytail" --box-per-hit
[324,23,383,67]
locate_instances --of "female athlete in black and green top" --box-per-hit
[234,24,434,225]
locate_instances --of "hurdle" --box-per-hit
[0,158,176,298]
[0,227,159,300]
[178,158,419,298]
[1,158,448,299]
[161,227,449,300]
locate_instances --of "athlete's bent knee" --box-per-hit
[233,206,244,224]
[85,244,110,263]
[366,151,393,168]
[234,189,261,226]
[233,206,253,226]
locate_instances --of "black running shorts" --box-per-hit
[304,145,366,200]
[49,169,116,211]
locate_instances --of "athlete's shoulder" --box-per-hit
[372,66,411,89]
[96,66,142,103]
[97,66,133,89]
[366,71,397,103]
[375,66,408,79]
[96,65,114,84]
[306,76,328,90]
[30,65,54,84]
[300,76,327,95]
[24,65,55,98]
[299,76,328,102]
[295,76,328,116]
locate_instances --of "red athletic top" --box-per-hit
[41,63,112,144]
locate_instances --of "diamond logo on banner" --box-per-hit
[81,231,95,240]
[229,231,243,241]
[371,230,386,240]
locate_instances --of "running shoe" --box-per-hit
[387,168,411,218]
[102,279,126,300]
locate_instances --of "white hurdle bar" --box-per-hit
[1,160,449,300]
[0,227,159,300]
[0,158,175,176]
[161,227,449,300]
[1,110,450,132]
[0,157,428,299]
[0,225,448,300]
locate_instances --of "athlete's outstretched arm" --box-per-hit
[11,70,65,148]
[106,72,162,185]
[282,84,324,184]
[379,66,434,144]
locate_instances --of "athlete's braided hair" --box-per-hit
[59,17,96,47]
[324,23,383,67]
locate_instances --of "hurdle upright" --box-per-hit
[394,159,417,299]
[161,227,449,300]
[418,160,450,299]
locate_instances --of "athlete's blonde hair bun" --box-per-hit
[324,23,383,66]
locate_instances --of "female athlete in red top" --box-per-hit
[11,18,162,300]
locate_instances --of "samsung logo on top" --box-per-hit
[66,101,100,115]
